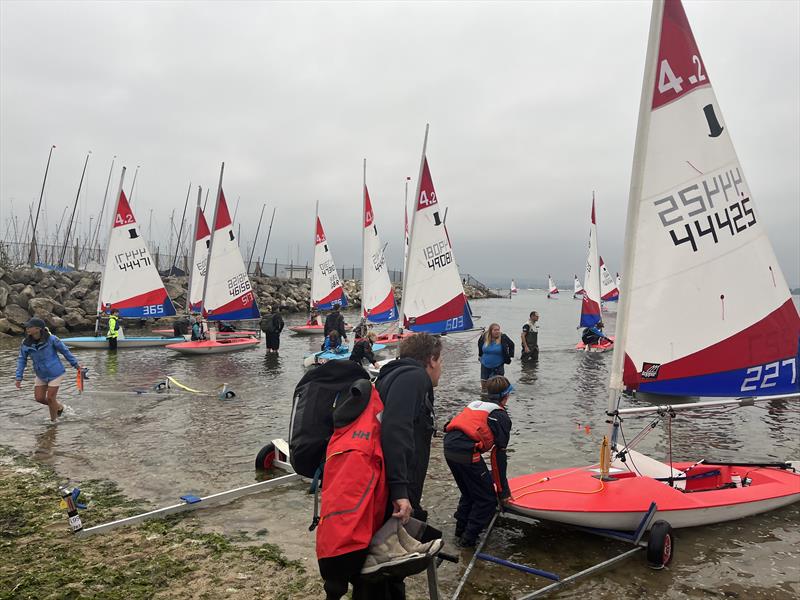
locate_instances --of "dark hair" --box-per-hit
[399,332,442,364]
[487,376,511,398]
[529,311,537,318]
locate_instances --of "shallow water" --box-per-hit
[1,290,798,599]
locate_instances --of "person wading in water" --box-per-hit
[106,308,120,350]
[15,318,82,421]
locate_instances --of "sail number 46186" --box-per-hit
[740,359,797,392]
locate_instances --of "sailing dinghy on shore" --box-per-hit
[509,0,800,541]
[63,168,182,349]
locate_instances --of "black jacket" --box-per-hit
[375,358,435,516]
[478,333,515,365]
[324,312,347,340]
[349,340,376,365]
[261,313,284,334]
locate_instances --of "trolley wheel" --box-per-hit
[255,442,276,471]
[646,520,674,569]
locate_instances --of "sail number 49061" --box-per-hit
[740,359,796,392]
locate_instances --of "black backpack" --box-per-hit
[288,360,370,478]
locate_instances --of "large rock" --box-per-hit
[43,315,67,332]
[0,286,7,309]
[81,298,98,315]
[8,293,28,310]
[21,285,35,299]
[64,312,92,330]
[28,297,58,316]
[64,299,82,310]
[12,267,44,285]
[4,304,30,326]
[0,318,23,335]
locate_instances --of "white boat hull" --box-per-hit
[63,336,184,349]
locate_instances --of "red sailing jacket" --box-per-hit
[316,385,388,560]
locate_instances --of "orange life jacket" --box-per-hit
[445,400,504,457]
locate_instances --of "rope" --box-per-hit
[512,477,605,501]
[510,462,605,500]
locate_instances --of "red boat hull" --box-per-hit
[165,337,260,354]
[508,462,800,530]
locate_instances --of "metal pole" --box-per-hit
[451,512,498,600]
[200,163,225,317]
[129,165,140,203]
[185,186,202,314]
[232,195,240,224]
[246,203,266,274]
[28,144,56,265]
[170,181,192,275]
[259,207,276,271]
[90,155,116,256]
[59,151,91,267]
[362,159,367,318]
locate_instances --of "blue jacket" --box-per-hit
[16,331,79,382]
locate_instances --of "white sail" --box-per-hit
[189,206,210,312]
[311,213,348,310]
[362,181,397,322]
[579,199,602,327]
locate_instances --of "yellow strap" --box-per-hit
[166,376,204,394]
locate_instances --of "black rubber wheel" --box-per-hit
[255,442,276,471]
[646,520,675,569]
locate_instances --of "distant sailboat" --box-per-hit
[547,275,559,296]
[573,274,585,298]
[600,257,620,302]
[510,279,518,294]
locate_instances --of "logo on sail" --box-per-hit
[641,363,662,379]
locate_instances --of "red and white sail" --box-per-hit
[511,279,518,294]
[189,207,211,313]
[547,275,559,295]
[599,257,620,302]
[362,184,397,322]
[579,199,602,327]
[573,274,585,298]
[311,215,348,310]
[202,188,260,321]
[100,190,175,318]
[611,0,800,397]
[401,132,472,334]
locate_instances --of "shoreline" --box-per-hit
[0,445,322,599]
[0,266,500,337]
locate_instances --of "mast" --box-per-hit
[399,123,429,333]
[29,145,56,265]
[129,165,140,203]
[403,176,410,274]
[95,167,127,335]
[246,203,266,274]
[59,151,91,267]
[608,1,664,412]
[185,186,202,315]
[310,200,319,311]
[170,182,192,275]
[200,163,225,317]
[90,155,116,259]
[361,158,367,318]
[259,207,277,270]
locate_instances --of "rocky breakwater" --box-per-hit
[0,266,499,337]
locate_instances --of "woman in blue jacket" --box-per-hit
[15,318,81,421]
[477,323,514,392]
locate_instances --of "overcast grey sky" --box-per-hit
[2,1,798,287]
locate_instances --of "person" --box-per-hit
[261,306,285,354]
[218,321,236,332]
[321,330,346,353]
[353,318,370,339]
[521,311,539,361]
[477,323,514,392]
[582,320,612,346]
[15,318,82,422]
[172,316,191,337]
[443,376,513,547]
[191,318,205,341]
[360,333,442,598]
[324,304,347,342]
[349,331,378,368]
[106,308,121,350]
[307,310,323,327]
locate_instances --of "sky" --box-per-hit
[1,0,798,288]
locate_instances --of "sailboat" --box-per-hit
[576,198,613,352]
[547,275,559,296]
[600,257,620,302]
[510,279,518,294]
[167,165,260,354]
[616,272,622,290]
[63,168,184,349]
[508,0,799,541]
[573,274,585,299]
[399,125,473,335]
[288,208,352,335]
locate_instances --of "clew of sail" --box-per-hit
[579,199,602,327]
[100,190,175,318]
[402,147,472,334]
[362,184,398,322]
[312,215,348,310]
[189,207,211,313]
[611,0,800,398]
[202,189,260,321]
[599,257,620,302]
